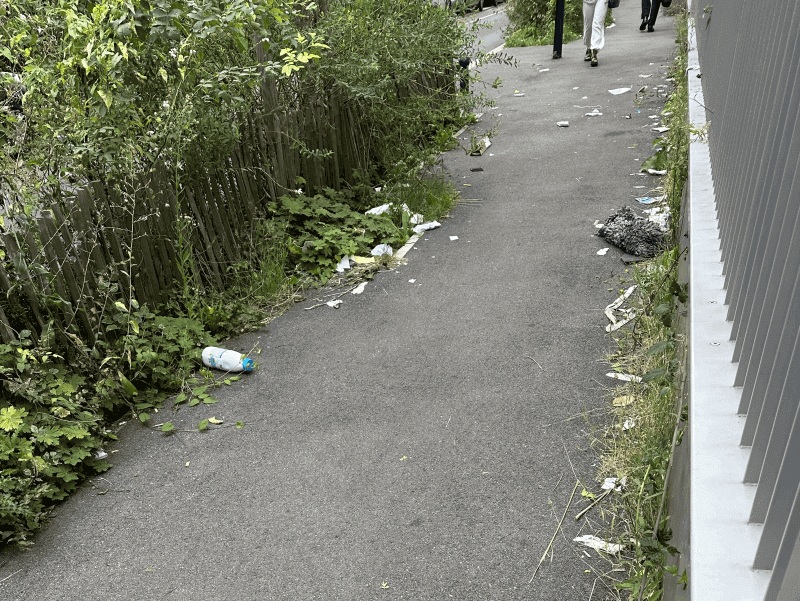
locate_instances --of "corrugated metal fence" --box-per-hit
[676,1,800,599]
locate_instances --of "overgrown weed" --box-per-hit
[589,8,690,600]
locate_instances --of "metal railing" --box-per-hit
[673,1,800,599]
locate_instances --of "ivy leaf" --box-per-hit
[647,341,671,355]
[188,397,200,407]
[160,422,174,433]
[114,301,128,313]
[129,320,140,334]
[175,393,188,405]
[0,406,28,432]
[642,368,667,382]
[139,412,150,423]
[198,419,209,432]
[202,396,218,404]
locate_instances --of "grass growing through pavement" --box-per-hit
[589,7,690,600]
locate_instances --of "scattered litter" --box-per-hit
[625,115,631,119]
[608,87,631,95]
[470,167,484,172]
[598,207,668,257]
[602,476,628,490]
[585,108,603,117]
[408,279,416,284]
[463,183,472,187]
[635,197,658,204]
[370,244,393,256]
[413,221,441,234]
[335,255,352,273]
[613,395,636,406]
[639,74,652,78]
[597,247,610,256]
[95,450,108,460]
[326,299,343,309]
[607,372,643,382]
[652,126,670,133]
[513,92,526,97]
[643,205,672,231]
[351,282,368,295]
[607,22,616,28]
[573,86,579,90]
[449,236,459,241]
[557,121,569,127]
[594,220,604,229]
[623,418,637,430]
[470,137,492,156]
[604,284,638,331]
[633,185,646,188]
[574,535,623,555]
[366,203,392,215]
[352,255,376,265]
[365,202,423,225]
[202,347,255,372]
[539,68,549,72]
[648,168,667,175]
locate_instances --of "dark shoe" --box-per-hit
[584,49,592,61]
[639,19,647,30]
[647,24,655,32]
[590,50,598,67]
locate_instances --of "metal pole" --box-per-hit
[553,0,565,58]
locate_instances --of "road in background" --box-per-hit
[467,4,509,53]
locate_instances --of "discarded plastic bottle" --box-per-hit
[201,347,255,373]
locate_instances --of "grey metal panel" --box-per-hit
[769,485,800,601]
[737,154,800,430]
[753,402,800,569]
[723,3,788,326]
[729,2,798,361]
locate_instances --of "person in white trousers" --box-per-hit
[583,0,608,67]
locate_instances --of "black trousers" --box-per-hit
[641,0,662,25]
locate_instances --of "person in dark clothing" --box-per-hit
[640,0,662,32]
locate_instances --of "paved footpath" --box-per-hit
[0,6,676,601]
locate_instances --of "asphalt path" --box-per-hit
[0,5,677,600]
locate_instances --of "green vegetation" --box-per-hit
[0,0,480,545]
[505,0,612,47]
[593,8,690,600]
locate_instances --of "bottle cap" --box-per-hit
[242,358,255,371]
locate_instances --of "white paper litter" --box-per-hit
[602,476,628,491]
[365,203,392,215]
[413,221,441,235]
[370,244,393,256]
[606,372,643,382]
[326,299,343,309]
[605,285,638,332]
[623,418,637,431]
[597,247,610,256]
[557,121,569,127]
[636,197,659,204]
[648,169,667,175]
[449,236,459,241]
[513,92,525,97]
[608,87,631,95]
[408,279,416,284]
[574,535,623,554]
[335,255,352,273]
[95,450,108,460]
[351,282,367,295]
[594,220,604,229]
[652,126,670,133]
[585,108,603,117]
[539,68,549,72]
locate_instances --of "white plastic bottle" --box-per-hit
[201,347,255,373]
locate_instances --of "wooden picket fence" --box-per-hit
[0,71,454,345]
